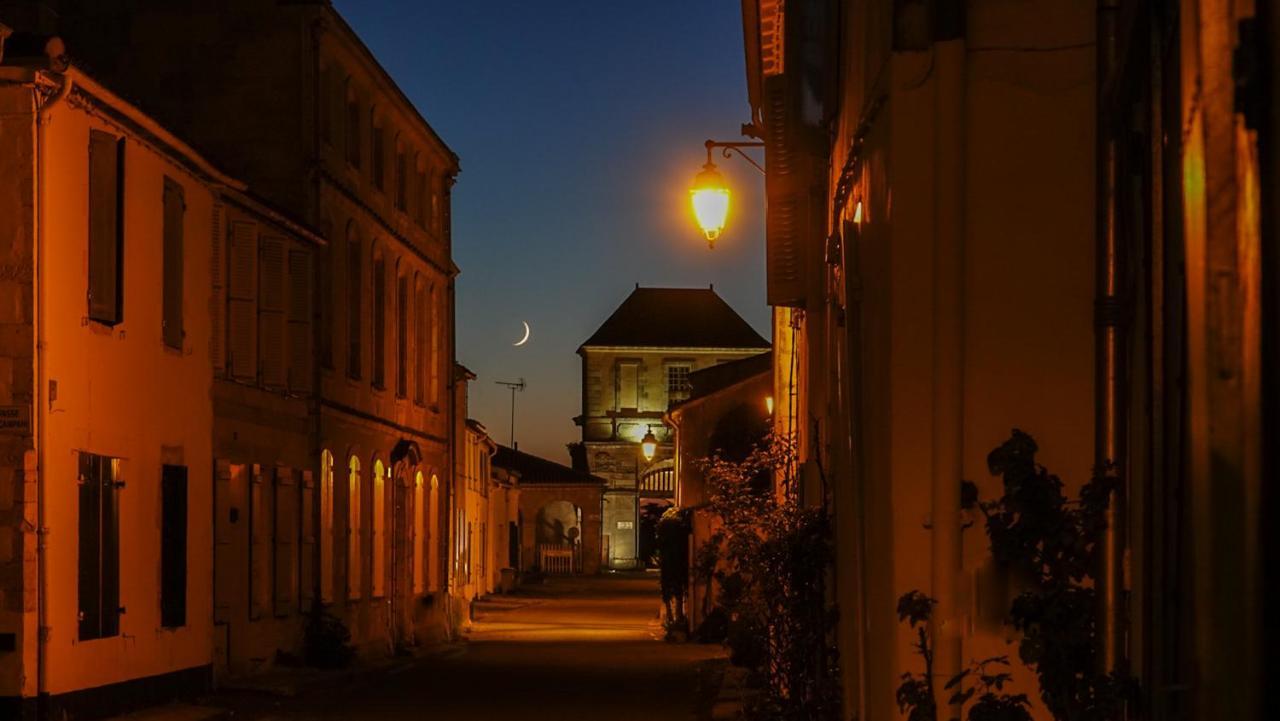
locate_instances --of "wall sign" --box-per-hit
[0,406,31,435]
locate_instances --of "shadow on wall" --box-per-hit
[536,500,581,545]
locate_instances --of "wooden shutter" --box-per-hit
[414,282,426,404]
[299,469,316,609]
[273,467,297,616]
[211,204,226,373]
[77,452,102,640]
[347,240,362,378]
[160,464,189,627]
[763,73,809,308]
[249,464,271,620]
[88,131,123,324]
[287,249,313,394]
[101,457,120,638]
[213,460,233,624]
[162,179,186,349]
[396,275,408,397]
[259,236,286,388]
[372,257,386,388]
[228,222,258,381]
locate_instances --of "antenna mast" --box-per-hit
[494,378,525,448]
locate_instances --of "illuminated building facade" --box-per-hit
[573,286,768,569]
[739,1,1275,719]
[0,1,463,710]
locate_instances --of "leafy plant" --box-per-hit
[965,430,1131,721]
[302,600,355,669]
[697,435,842,721]
[896,591,1032,721]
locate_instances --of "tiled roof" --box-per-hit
[686,351,772,403]
[579,287,770,350]
[492,445,605,486]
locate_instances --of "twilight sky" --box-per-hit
[334,1,769,463]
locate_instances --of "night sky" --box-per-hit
[334,1,769,463]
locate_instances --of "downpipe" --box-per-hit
[35,69,72,721]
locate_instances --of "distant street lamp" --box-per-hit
[640,426,659,462]
[690,139,764,247]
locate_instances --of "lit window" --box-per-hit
[320,450,335,603]
[372,459,386,597]
[667,365,692,405]
[347,456,362,599]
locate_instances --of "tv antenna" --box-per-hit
[494,378,525,448]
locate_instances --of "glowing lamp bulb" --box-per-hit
[640,427,659,462]
[765,396,774,416]
[690,163,730,247]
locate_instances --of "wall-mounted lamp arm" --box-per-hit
[705,139,766,174]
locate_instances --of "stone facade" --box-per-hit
[575,287,768,569]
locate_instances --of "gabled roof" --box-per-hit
[492,445,605,486]
[579,286,770,351]
[687,351,772,403]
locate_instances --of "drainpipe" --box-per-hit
[35,68,73,720]
[1094,0,1127,691]
[930,13,966,718]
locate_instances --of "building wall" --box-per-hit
[755,1,1098,718]
[517,484,602,577]
[0,73,216,708]
[579,345,762,568]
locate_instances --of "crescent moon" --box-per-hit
[513,321,531,347]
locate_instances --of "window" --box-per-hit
[318,222,333,369]
[160,464,188,628]
[413,471,425,594]
[346,227,362,379]
[414,160,428,228]
[372,253,386,389]
[371,115,385,191]
[414,276,426,405]
[429,286,440,406]
[259,236,286,388]
[396,274,408,398]
[667,364,692,405]
[429,474,440,591]
[287,249,313,392]
[273,467,298,616]
[249,464,271,620]
[228,221,258,381]
[347,456,362,600]
[320,450,335,603]
[162,178,185,348]
[616,362,639,410]
[319,66,332,145]
[372,459,386,597]
[299,468,316,610]
[78,452,120,640]
[395,143,408,211]
[88,130,124,325]
[345,81,361,168]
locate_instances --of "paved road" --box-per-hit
[255,574,724,721]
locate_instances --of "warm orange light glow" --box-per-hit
[691,163,730,246]
[765,395,774,415]
[853,199,863,224]
[640,427,658,462]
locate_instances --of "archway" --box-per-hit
[535,500,582,574]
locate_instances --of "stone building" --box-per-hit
[495,446,604,577]
[32,0,462,663]
[0,46,243,715]
[573,286,768,569]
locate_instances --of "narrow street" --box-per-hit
[247,575,724,721]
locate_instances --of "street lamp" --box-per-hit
[689,139,764,248]
[640,426,658,462]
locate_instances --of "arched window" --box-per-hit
[370,108,385,191]
[429,474,440,591]
[372,458,387,597]
[394,135,408,211]
[320,449,335,603]
[347,455,362,600]
[428,284,440,406]
[413,471,425,594]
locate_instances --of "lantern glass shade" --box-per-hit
[640,428,658,462]
[690,163,730,244]
[765,396,774,416]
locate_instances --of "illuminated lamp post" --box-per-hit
[690,139,764,247]
[640,426,659,463]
